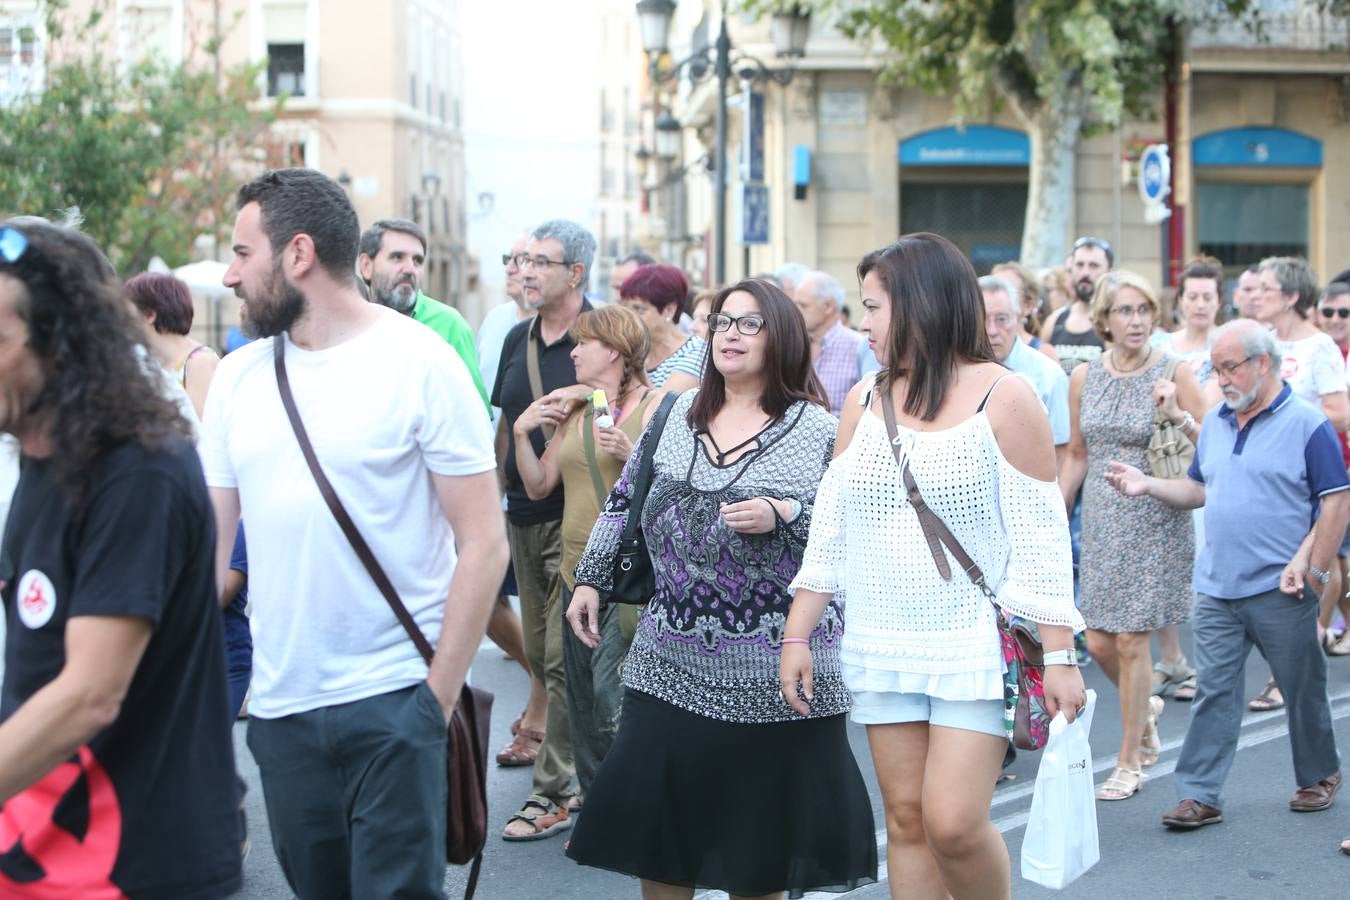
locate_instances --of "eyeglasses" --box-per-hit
[0,227,29,264]
[1320,307,1350,319]
[1213,356,1255,379]
[501,252,517,266]
[1108,304,1153,320]
[707,312,765,335]
[514,254,571,271]
[985,313,1017,328]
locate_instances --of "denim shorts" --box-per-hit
[850,691,1006,739]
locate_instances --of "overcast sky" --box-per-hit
[462,1,614,290]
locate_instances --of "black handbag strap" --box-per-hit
[878,381,997,602]
[619,392,680,544]
[525,328,556,443]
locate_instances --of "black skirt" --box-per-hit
[565,688,878,898]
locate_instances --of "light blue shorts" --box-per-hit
[850,691,1006,739]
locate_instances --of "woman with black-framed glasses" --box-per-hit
[563,279,876,900]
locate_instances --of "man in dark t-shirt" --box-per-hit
[0,220,240,899]
[491,218,596,840]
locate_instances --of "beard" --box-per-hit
[371,272,418,315]
[1074,278,1096,303]
[1222,383,1261,412]
[240,262,306,338]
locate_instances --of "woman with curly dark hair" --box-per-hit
[0,219,241,898]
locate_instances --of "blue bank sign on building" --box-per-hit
[899,125,1030,167]
[1192,127,1322,168]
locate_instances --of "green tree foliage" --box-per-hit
[0,0,284,273]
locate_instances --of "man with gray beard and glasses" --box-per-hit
[1104,319,1346,832]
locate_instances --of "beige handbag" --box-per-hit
[1146,357,1195,479]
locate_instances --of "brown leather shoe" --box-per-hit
[1290,771,1342,812]
[1161,799,1224,829]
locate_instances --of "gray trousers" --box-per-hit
[247,683,448,900]
[561,585,639,796]
[1174,587,1340,809]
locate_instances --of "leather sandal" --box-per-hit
[1096,766,1143,801]
[1141,695,1165,768]
[502,796,573,842]
[495,727,544,767]
[1172,674,1198,701]
[1151,658,1194,697]
[1248,677,1285,712]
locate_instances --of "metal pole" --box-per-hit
[713,15,730,285]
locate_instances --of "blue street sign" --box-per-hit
[1139,144,1170,204]
[739,183,769,245]
[741,91,765,183]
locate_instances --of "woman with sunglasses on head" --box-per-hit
[1314,281,1350,657]
[781,234,1085,900]
[563,280,876,900]
[1246,258,1350,711]
[1061,271,1208,801]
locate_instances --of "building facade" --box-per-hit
[0,0,470,308]
[648,0,1349,297]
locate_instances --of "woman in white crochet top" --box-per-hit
[782,234,1086,900]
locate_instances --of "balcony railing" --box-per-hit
[1190,0,1348,52]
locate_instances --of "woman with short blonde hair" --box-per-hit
[1065,270,1209,801]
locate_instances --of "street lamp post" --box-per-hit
[637,0,809,285]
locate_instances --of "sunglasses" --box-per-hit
[0,227,29,264]
[1321,307,1350,319]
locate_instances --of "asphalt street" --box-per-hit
[226,621,1350,900]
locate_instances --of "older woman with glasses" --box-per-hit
[1060,271,1208,802]
[564,279,876,900]
[1246,257,1350,710]
[1315,281,1350,657]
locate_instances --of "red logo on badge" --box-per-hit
[16,570,56,629]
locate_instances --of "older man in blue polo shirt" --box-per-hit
[1105,319,1347,830]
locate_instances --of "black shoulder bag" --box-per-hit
[605,391,679,605]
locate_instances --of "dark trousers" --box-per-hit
[247,683,448,900]
[1174,587,1341,809]
[561,586,639,796]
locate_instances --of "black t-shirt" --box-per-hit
[0,439,242,900]
[491,303,591,525]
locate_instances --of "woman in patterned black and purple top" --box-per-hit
[564,279,876,899]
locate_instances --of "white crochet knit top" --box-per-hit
[791,375,1085,701]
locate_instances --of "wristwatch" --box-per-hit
[1309,565,1332,586]
[1042,649,1079,668]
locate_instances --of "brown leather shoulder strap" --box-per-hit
[273,337,435,664]
[878,380,995,600]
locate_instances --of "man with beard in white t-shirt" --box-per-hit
[201,168,508,899]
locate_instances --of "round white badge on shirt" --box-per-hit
[17,569,57,629]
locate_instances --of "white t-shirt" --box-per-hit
[1279,331,1344,408]
[199,311,496,718]
[475,300,526,426]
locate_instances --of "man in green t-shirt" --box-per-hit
[357,218,490,412]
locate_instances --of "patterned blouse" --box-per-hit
[574,391,850,723]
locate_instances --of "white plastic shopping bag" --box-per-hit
[1021,689,1100,889]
